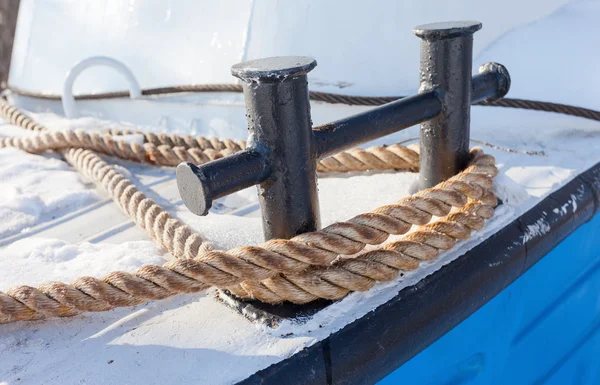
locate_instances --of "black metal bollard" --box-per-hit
[177,57,320,240]
[233,57,320,240]
[414,21,481,189]
[177,21,511,242]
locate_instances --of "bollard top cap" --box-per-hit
[414,21,482,40]
[231,56,317,82]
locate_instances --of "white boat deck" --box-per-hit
[1,0,600,383]
[0,103,598,384]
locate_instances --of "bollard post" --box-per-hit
[414,21,482,190]
[231,57,320,240]
[177,25,510,243]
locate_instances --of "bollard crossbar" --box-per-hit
[177,20,511,241]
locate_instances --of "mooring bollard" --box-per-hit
[177,57,320,240]
[177,21,511,241]
[414,21,481,189]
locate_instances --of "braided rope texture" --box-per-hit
[0,147,497,324]
[0,99,420,173]
[0,98,47,131]
[0,101,497,324]
[8,84,600,121]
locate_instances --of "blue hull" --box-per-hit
[380,213,600,384]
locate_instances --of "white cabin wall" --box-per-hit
[9,0,571,96]
[243,0,572,95]
[9,0,253,94]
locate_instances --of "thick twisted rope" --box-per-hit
[0,100,497,324]
[61,148,214,258]
[103,128,247,151]
[0,98,46,131]
[0,148,497,323]
[0,128,419,173]
[102,128,420,172]
[8,84,600,121]
[0,129,237,167]
[0,99,420,173]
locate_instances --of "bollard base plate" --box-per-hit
[216,289,334,329]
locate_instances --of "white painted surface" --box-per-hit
[8,0,599,135]
[10,0,569,95]
[62,56,142,118]
[9,0,253,94]
[1,105,598,384]
[0,146,96,239]
[1,0,600,384]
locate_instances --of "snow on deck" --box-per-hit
[2,0,600,384]
[1,111,597,385]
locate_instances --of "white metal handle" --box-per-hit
[62,56,141,118]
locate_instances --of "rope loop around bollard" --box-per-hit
[0,100,498,325]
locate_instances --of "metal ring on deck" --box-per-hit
[62,56,142,118]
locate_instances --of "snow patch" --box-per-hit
[0,238,166,291]
[2,0,600,382]
[551,193,579,216]
[523,216,552,244]
[493,172,530,206]
[0,148,97,237]
[570,193,578,213]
